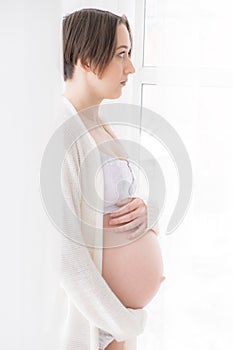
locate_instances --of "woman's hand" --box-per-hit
[108,197,148,240]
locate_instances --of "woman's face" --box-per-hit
[89,24,135,100]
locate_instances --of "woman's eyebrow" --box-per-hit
[116,45,130,50]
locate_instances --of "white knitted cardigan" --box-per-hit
[53,97,158,350]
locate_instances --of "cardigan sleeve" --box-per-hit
[59,140,147,342]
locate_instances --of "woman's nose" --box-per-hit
[124,58,136,75]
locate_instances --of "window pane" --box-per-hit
[143,0,159,66]
[144,0,199,67]
[141,84,197,137]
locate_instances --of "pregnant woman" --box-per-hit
[62,8,165,350]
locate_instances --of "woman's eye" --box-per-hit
[118,51,126,58]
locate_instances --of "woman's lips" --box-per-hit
[120,80,127,86]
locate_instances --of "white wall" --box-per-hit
[0,1,62,349]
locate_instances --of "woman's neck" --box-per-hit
[64,81,102,116]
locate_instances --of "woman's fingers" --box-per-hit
[109,197,138,218]
[107,197,148,236]
[112,217,142,233]
[109,207,143,225]
[109,199,146,225]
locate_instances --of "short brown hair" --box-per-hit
[63,8,132,81]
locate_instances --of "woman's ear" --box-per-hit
[76,58,91,72]
[75,58,101,78]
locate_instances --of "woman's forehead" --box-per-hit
[116,24,131,48]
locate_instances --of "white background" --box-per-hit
[1,0,232,349]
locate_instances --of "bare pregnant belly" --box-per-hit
[102,214,165,309]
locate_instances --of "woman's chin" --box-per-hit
[106,90,122,100]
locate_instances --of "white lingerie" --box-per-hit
[99,150,137,214]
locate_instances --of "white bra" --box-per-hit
[99,150,137,214]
